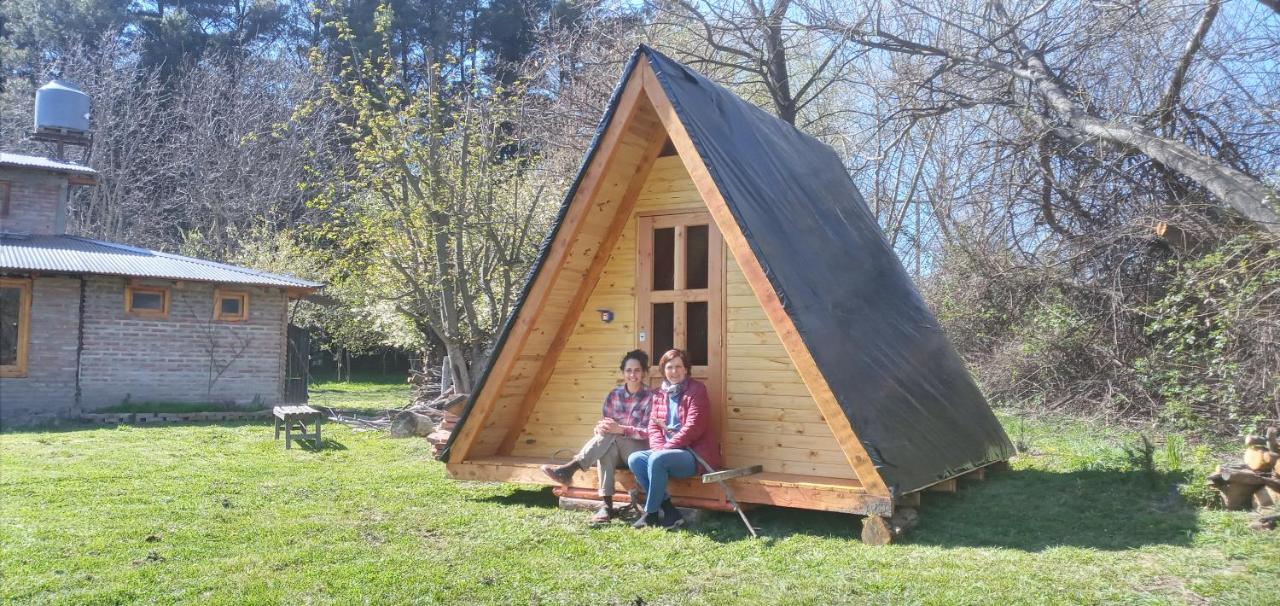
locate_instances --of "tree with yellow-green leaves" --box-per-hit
[296,4,556,391]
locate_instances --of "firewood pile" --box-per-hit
[1208,427,1279,531]
[426,393,467,458]
[402,360,467,456]
[325,370,466,456]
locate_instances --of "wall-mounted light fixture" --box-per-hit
[596,308,614,323]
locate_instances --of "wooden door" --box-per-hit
[636,211,725,424]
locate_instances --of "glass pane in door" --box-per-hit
[686,225,708,289]
[686,301,708,366]
[652,302,674,360]
[653,228,675,291]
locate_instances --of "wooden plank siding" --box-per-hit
[447,455,886,515]
[448,75,664,460]
[509,156,703,456]
[508,155,856,480]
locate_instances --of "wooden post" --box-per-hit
[927,478,957,493]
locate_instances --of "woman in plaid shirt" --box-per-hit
[540,349,654,523]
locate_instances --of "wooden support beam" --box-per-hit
[445,457,892,515]
[861,515,893,546]
[964,467,986,481]
[638,58,892,499]
[927,478,957,493]
[897,492,921,508]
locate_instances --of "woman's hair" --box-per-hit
[658,349,690,371]
[619,349,649,371]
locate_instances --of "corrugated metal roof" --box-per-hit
[0,234,322,289]
[0,152,96,175]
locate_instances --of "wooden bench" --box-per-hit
[274,405,323,449]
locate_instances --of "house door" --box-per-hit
[285,324,310,403]
[636,211,725,418]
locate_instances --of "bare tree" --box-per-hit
[0,35,344,258]
[646,0,864,129]
[805,0,1280,235]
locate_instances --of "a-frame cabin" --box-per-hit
[442,46,1014,542]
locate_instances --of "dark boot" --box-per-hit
[659,499,684,529]
[590,496,616,524]
[539,459,580,486]
[632,512,661,528]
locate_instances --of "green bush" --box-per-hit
[1137,235,1279,433]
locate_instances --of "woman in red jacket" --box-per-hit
[627,348,721,529]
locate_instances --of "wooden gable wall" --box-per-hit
[448,79,667,459]
[506,155,856,480]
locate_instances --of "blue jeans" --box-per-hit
[627,449,697,513]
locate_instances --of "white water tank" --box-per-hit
[34,80,91,135]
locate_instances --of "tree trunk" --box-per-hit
[443,340,472,392]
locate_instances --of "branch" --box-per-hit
[1155,0,1220,127]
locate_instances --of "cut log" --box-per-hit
[442,394,469,416]
[1243,447,1277,473]
[1252,488,1275,509]
[1208,465,1276,510]
[1218,466,1280,490]
[390,411,435,438]
[861,515,894,546]
[861,508,920,545]
[1248,513,1278,532]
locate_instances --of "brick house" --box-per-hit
[0,153,321,426]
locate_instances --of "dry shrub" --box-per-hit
[923,231,1279,434]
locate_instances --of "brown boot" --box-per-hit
[539,459,580,486]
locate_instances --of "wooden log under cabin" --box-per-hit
[440,46,1014,543]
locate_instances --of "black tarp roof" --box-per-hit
[444,46,1014,495]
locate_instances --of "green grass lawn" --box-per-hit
[308,375,411,414]
[2,409,1277,605]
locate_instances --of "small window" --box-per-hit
[214,289,249,322]
[125,285,169,318]
[0,181,11,218]
[1,278,31,378]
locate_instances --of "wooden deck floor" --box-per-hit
[446,455,893,515]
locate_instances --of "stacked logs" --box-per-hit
[1208,427,1279,531]
[427,393,468,458]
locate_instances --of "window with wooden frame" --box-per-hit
[0,181,11,218]
[0,277,32,378]
[636,211,724,382]
[125,285,169,318]
[213,289,249,322]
